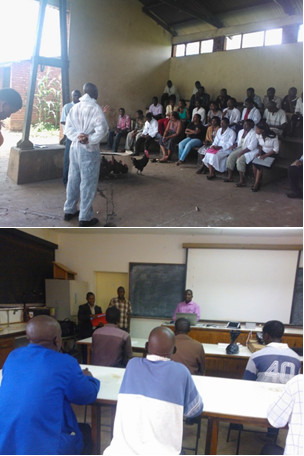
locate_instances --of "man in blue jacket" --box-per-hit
[0,315,100,455]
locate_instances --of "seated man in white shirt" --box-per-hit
[263,374,303,456]
[191,100,206,125]
[263,101,288,136]
[134,112,160,156]
[148,96,163,120]
[243,320,301,383]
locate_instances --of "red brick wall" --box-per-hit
[1,61,62,131]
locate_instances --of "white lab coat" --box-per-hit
[235,128,259,164]
[241,107,261,125]
[203,127,236,172]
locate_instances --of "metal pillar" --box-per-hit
[17,0,69,149]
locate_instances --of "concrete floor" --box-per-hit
[0,131,302,227]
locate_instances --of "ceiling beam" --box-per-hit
[159,0,223,29]
[273,0,297,15]
[142,7,177,36]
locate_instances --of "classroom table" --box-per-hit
[80,364,286,455]
[77,337,253,378]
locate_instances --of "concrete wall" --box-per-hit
[68,0,172,127]
[169,42,303,102]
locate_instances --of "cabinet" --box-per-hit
[45,279,88,320]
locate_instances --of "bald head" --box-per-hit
[26,315,62,351]
[147,326,175,357]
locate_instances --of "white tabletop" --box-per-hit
[77,337,147,350]
[0,363,285,423]
[0,322,27,337]
[80,364,285,421]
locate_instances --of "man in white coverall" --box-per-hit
[63,82,109,227]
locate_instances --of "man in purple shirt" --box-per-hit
[107,107,131,151]
[173,289,200,321]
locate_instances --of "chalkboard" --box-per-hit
[290,268,303,325]
[129,263,186,318]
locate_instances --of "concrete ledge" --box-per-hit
[7,145,64,184]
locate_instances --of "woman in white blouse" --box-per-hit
[252,122,279,192]
[203,117,236,179]
[224,119,259,187]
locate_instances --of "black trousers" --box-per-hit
[288,163,303,196]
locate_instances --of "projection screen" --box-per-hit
[186,248,299,324]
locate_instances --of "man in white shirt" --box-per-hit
[161,79,180,107]
[63,82,109,227]
[265,374,303,455]
[134,112,159,156]
[263,101,288,136]
[148,96,163,120]
[60,89,81,185]
[241,98,261,125]
[192,100,206,124]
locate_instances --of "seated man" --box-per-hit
[263,87,282,110]
[171,317,205,375]
[104,326,203,455]
[0,88,22,148]
[191,99,206,124]
[243,320,301,383]
[161,79,180,108]
[107,107,131,151]
[108,286,132,332]
[91,307,132,367]
[263,101,288,136]
[0,316,100,455]
[240,97,261,126]
[282,87,298,114]
[222,97,241,129]
[134,112,159,156]
[173,289,200,321]
[265,374,303,455]
[148,96,163,120]
[125,110,145,152]
[243,87,262,110]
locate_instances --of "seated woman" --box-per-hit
[196,116,221,173]
[224,119,259,187]
[176,113,203,165]
[158,95,177,135]
[177,99,190,125]
[251,121,279,192]
[203,117,236,180]
[159,112,183,162]
[207,102,222,125]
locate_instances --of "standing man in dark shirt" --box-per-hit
[78,292,101,362]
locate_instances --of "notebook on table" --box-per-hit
[176,312,197,326]
[252,156,275,168]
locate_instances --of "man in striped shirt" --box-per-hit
[243,320,301,383]
[104,326,203,455]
